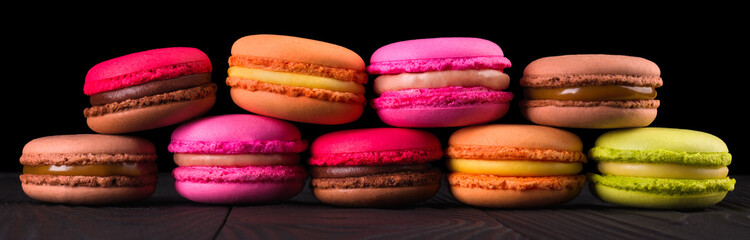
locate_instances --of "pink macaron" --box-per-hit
[168,114,308,204]
[308,128,444,207]
[367,37,513,127]
[83,47,217,134]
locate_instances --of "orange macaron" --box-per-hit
[446,124,587,208]
[226,34,367,124]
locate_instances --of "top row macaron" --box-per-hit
[82,34,662,134]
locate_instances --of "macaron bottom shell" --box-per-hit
[87,96,216,134]
[376,103,509,128]
[447,173,585,208]
[589,183,729,209]
[175,181,305,204]
[21,183,155,205]
[230,89,363,125]
[312,184,441,208]
[450,185,583,209]
[521,105,657,129]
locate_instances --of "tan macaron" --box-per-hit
[519,54,662,128]
[19,134,158,204]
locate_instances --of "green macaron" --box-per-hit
[588,127,735,209]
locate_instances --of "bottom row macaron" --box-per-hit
[18,115,735,209]
[19,134,158,204]
[587,127,735,209]
[445,124,588,208]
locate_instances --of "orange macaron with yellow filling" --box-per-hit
[446,124,587,208]
[226,34,367,124]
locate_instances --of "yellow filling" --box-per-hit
[227,66,365,94]
[597,162,729,179]
[447,159,582,176]
[525,85,656,101]
[23,163,157,177]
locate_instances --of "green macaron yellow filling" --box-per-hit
[524,85,656,101]
[588,174,735,196]
[23,163,157,177]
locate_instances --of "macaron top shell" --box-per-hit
[593,127,728,153]
[520,54,662,87]
[449,124,583,151]
[231,34,365,71]
[311,128,441,153]
[367,37,511,74]
[20,134,157,165]
[168,114,308,154]
[309,128,443,166]
[589,127,732,166]
[84,47,212,96]
[523,54,660,77]
[22,134,155,155]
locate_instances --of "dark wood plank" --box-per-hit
[216,182,526,239]
[482,177,750,240]
[0,173,230,240]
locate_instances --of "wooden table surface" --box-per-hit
[1,173,748,240]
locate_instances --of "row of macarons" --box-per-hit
[20,114,734,209]
[82,34,661,134]
[20,34,732,209]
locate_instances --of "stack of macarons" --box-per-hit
[18,33,736,211]
[367,37,514,127]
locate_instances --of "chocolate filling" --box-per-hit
[310,168,443,189]
[90,73,212,105]
[309,163,434,178]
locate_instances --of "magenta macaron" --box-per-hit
[83,47,217,134]
[308,128,444,207]
[367,37,513,127]
[168,114,308,204]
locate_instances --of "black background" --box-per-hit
[4,7,746,175]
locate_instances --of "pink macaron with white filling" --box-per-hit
[168,114,308,204]
[367,37,513,127]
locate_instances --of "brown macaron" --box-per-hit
[519,54,662,128]
[19,134,158,204]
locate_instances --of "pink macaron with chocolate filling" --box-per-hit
[308,128,444,207]
[83,47,217,134]
[367,37,513,127]
[168,114,308,204]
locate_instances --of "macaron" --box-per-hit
[168,114,308,204]
[446,124,587,208]
[19,134,158,204]
[83,47,217,134]
[308,128,444,207]
[519,54,662,128]
[367,37,513,127]
[226,34,367,125]
[588,127,735,209]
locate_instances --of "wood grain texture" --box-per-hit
[1,173,748,240]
